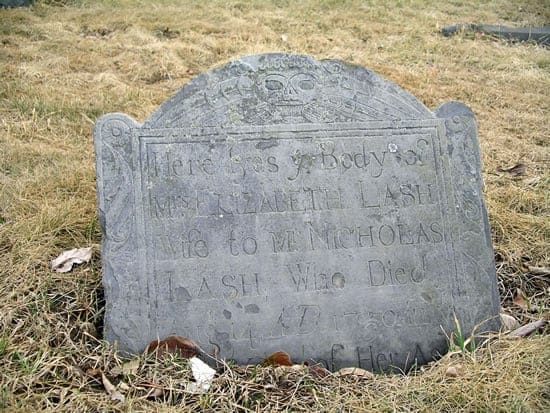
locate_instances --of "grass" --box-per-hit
[0,0,549,411]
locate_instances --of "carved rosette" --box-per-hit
[94,113,148,352]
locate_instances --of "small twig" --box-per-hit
[135,381,166,389]
[509,319,547,337]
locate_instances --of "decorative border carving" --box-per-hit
[144,53,434,128]
[436,102,500,333]
[94,113,149,352]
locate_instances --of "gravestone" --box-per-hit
[94,53,500,372]
[0,0,33,7]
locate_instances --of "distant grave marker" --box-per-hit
[94,53,500,372]
[0,0,33,7]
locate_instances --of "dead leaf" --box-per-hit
[261,350,293,367]
[497,163,526,176]
[184,357,216,393]
[146,336,201,359]
[121,359,140,375]
[51,247,93,273]
[500,313,520,331]
[307,363,331,378]
[523,176,541,186]
[118,381,130,391]
[513,288,529,310]
[509,319,547,337]
[273,364,307,380]
[335,367,375,379]
[445,364,463,377]
[86,368,102,377]
[272,364,307,382]
[102,373,125,402]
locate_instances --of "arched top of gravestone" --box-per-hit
[143,53,434,129]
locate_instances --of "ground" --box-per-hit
[0,0,548,411]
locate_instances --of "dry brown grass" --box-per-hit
[0,0,548,411]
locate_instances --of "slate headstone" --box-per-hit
[94,53,500,372]
[0,0,33,7]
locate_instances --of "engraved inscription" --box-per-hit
[141,126,454,369]
[366,255,426,286]
[286,262,346,292]
[154,228,209,260]
[162,270,263,301]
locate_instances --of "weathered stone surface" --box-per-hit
[94,53,500,372]
[0,0,33,7]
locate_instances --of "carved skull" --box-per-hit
[258,72,318,105]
